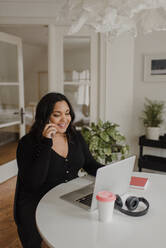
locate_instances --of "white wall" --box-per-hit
[108,31,166,161]
[107,34,135,153]
[133,31,166,157]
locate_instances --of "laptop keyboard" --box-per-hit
[76,193,93,207]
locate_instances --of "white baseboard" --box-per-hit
[0,159,18,183]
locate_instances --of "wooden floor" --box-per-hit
[0,176,22,248]
[0,125,31,166]
[0,141,18,166]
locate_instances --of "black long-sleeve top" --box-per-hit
[14,130,103,225]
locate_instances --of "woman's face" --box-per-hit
[49,100,72,134]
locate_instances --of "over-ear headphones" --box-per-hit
[114,194,149,217]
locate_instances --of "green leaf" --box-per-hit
[98,119,103,128]
[100,132,110,142]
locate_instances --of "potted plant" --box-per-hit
[81,120,129,165]
[141,98,165,140]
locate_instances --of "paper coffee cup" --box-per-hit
[96,191,116,222]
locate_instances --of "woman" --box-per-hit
[14,92,103,248]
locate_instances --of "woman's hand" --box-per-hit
[42,123,57,139]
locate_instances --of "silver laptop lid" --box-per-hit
[90,155,136,211]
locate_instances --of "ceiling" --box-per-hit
[0,24,90,50]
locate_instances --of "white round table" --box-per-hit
[36,172,166,248]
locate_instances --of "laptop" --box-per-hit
[60,155,136,211]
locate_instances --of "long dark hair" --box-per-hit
[30,92,76,140]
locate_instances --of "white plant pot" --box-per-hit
[146,127,160,140]
[111,152,122,162]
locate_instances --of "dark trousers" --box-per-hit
[17,221,42,248]
[15,199,42,248]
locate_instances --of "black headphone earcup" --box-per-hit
[125,196,139,211]
[115,195,123,209]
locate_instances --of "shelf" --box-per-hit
[139,135,166,149]
[138,155,166,172]
[138,135,166,172]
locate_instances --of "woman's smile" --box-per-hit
[58,123,67,129]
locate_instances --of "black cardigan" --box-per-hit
[14,131,103,225]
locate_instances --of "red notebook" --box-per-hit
[130,176,148,189]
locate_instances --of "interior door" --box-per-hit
[0,32,25,169]
[63,29,98,128]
